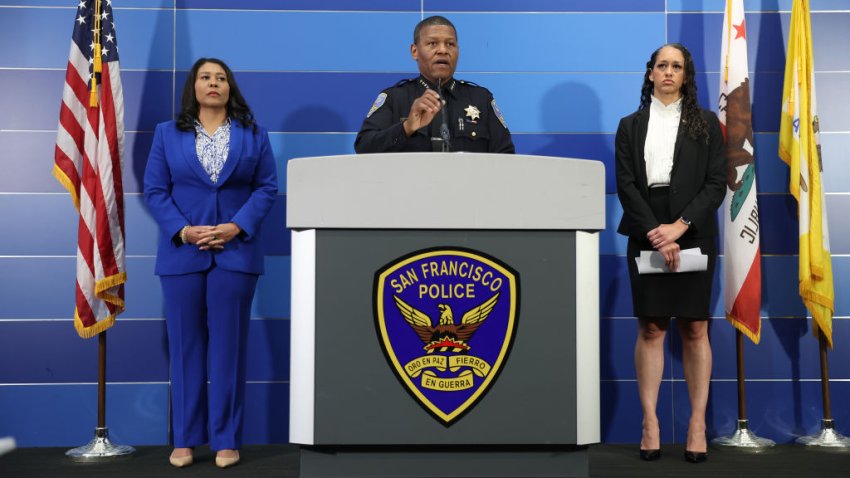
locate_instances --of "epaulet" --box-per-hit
[394,78,417,87]
[457,79,481,88]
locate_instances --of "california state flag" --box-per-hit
[719,0,762,343]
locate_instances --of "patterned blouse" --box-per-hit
[194,118,231,183]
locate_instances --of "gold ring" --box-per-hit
[211,235,218,241]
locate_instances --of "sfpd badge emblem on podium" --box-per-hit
[374,248,519,425]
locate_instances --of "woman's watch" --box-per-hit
[679,216,692,227]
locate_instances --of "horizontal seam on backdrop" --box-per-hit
[6,130,850,135]
[0,317,291,321]
[0,381,291,386]
[601,379,850,382]
[4,5,849,14]
[0,192,288,197]
[7,66,850,74]
[596,315,850,321]
[601,253,850,258]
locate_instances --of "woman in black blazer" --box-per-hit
[615,43,725,463]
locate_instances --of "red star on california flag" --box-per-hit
[733,19,747,39]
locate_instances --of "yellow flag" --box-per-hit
[778,0,834,347]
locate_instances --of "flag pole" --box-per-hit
[712,330,774,449]
[59,0,133,461]
[66,331,135,461]
[795,334,850,447]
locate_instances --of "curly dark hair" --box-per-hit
[177,57,256,133]
[639,43,709,143]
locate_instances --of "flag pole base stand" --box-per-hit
[66,427,135,462]
[712,419,775,449]
[796,419,850,449]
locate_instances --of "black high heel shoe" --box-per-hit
[639,448,661,461]
[684,450,707,463]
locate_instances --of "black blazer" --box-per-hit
[615,107,726,238]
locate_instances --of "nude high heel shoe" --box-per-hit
[215,449,240,468]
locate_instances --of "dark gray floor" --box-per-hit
[1,443,849,477]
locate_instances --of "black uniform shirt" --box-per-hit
[354,76,515,154]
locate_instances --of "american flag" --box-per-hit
[53,0,126,338]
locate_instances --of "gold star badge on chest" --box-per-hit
[464,105,481,121]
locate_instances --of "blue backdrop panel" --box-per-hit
[675,318,850,380]
[426,0,665,12]
[174,11,664,73]
[676,380,850,444]
[512,133,616,191]
[253,256,292,319]
[0,383,168,447]
[600,380,675,443]
[177,0,419,10]
[817,73,850,131]
[812,13,850,70]
[245,319,291,382]
[0,318,288,384]
[174,10,418,71]
[757,194,799,254]
[0,194,288,257]
[461,73,644,134]
[176,72,409,133]
[0,256,290,319]
[0,132,64,193]
[177,73,647,135]
[668,12,788,74]
[0,70,173,131]
[243,382,289,445]
[446,13,665,72]
[761,255,809,318]
[0,0,172,6]
[822,134,850,193]
[269,133,356,193]
[0,320,168,383]
[753,133,788,194]
[599,318,639,380]
[0,6,173,70]
[667,0,850,12]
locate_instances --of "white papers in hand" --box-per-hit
[635,247,707,274]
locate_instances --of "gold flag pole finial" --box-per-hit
[89,0,102,107]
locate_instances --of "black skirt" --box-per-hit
[626,187,717,319]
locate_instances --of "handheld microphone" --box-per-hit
[436,79,451,152]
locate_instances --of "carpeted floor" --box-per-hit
[1,443,849,477]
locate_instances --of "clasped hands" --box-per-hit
[183,223,241,250]
[646,221,689,272]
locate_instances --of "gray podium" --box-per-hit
[287,153,604,478]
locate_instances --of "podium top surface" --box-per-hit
[286,153,605,230]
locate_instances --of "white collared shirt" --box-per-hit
[644,95,682,187]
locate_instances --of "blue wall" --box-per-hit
[1,0,848,447]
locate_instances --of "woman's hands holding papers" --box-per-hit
[647,221,688,272]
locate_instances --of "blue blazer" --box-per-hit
[143,120,278,276]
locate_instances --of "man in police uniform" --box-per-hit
[355,16,515,154]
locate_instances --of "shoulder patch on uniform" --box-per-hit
[367,93,388,118]
[491,99,508,129]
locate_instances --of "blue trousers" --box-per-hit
[160,266,258,450]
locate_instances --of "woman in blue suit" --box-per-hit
[144,58,277,469]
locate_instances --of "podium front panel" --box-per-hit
[291,228,597,445]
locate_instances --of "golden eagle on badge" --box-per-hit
[392,293,499,353]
